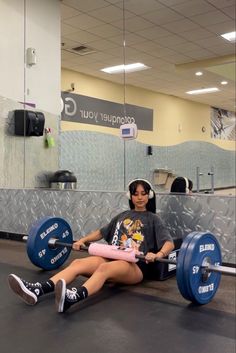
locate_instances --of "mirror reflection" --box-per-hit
[0,0,235,195]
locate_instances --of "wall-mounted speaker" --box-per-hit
[14,110,45,136]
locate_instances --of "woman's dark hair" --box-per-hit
[128,179,156,213]
[170,177,193,193]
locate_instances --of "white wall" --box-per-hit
[0,0,25,102]
[0,0,61,115]
[0,0,61,188]
[25,0,61,115]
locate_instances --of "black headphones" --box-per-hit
[126,179,154,199]
[183,177,189,194]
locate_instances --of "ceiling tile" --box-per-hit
[88,39,120,50]
[221,6,236,19]
[63,30,101,44]
[191,10,232,26]
[61,23,78,36]
[135,26,172,40]
[122,0,165,15]
[61,0,109,12]
[173,41,203,52]
[123,16,155,32]
[172,0,216,16]
[89,5,124,21]
[195,36,231,48]
[63,14,105,30]
[180,28,214,40]
[141,8,184,25]
[206,0,236,9]
[162,18,199,32]
[60,4,82,19]
[158,0,192,5]
[154,34,187,46]
[205,20,236,35]
[185,49,218,60]
[87,24,122,38]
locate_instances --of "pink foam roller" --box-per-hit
[88,243,138,263]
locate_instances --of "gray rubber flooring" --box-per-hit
[0,240,235,353]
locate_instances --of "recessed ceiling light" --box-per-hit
[221,81,228,85]
[195,71,203,76]
[186,87,219,95]
[101,63,150,74]
[220,31,236,42]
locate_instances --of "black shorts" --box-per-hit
[136,261,157,280]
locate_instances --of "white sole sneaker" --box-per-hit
[55,279,66,313]
[8,274,38,305]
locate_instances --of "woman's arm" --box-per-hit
[157,240,175,258]
[145,240,175,262]
[72,229,103,250]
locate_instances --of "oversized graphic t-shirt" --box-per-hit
[100,210,172,255]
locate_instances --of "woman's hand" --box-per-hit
[72,239,87,251]
[145,251,165,263]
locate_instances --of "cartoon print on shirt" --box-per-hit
[111,217,144,252]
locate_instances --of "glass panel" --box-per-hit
[0,1,234,194]
[59,1,126,191]
[23,0,61,188]
[0,0,26,188]
[123,0,236,194]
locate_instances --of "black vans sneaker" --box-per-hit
[55,279,79,313]
[8,274,43,305]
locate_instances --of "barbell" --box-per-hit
[11,216,236,305]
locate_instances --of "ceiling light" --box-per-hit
[195,71,203,76]
[101,63,150,74]
[186,87,219,95]
[221,81,228,85]
[220,31,236,42]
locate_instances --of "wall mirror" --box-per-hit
[59,0,235,194]
[0,0,235,194]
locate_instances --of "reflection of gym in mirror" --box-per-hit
[0,0,235,194]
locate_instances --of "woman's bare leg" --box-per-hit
[55,259,144,313]
[82,260,143,296]
[50,256,108,285]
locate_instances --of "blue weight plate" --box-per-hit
[176,232,201,301]
[27,217,73,270]
[184,232,222,305]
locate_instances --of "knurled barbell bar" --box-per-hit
[7,216,236,305]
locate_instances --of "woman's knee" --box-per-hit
[96,262,111,274]
[69,258,82,267]
[68,256,107,269]
[95,262,118,280]
[95,261,143,284]
[95,261,128,279]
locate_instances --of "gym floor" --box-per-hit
[0,239,235,353]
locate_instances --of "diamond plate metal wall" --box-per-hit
[0,188,235,264]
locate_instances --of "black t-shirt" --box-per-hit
[100,210,173,255]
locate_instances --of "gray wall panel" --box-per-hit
[0,189,235,264]
[60,131,235,192]
[60,131,124,190]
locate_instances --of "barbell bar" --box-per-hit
[7,216,236,305]
[48,238,178,265]
[202,264,236,276]
[49,237,236,275]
